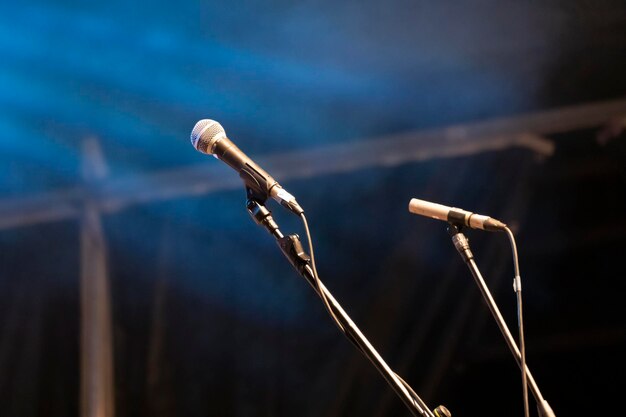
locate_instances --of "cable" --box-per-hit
[300,212,430,414]
[504,226,530,417]
[247,201,430,414]
[395,372,424,407]
[300,213,345,332]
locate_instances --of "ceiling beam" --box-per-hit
[2,98,626,230]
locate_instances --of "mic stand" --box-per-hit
[447,224,555,417]
[247,198,449,417]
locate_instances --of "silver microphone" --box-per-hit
[191,119,303,215]
[408,198,506,231]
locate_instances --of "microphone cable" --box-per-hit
[504,226,530,417]
[299,212,347,333]
[299,212,430,413]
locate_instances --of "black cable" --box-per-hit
[504,226,529,417]
[300,212,429,413]
[300,212,346,333]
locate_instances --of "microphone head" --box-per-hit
[190,119,227,154]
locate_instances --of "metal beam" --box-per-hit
[2,98,626,230]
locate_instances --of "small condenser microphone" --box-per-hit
[408,198,506,231]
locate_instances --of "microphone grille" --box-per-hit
[190,119,226,154]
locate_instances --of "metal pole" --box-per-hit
[80,138,115,417]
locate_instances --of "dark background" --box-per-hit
[1,1,625,416]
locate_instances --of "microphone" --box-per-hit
[190,119,304,215]
[408,198,506,231]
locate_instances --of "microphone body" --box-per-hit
[191,120,303,215]
[408,198,506,231]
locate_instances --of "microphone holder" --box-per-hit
[447,224,555,417]
[246,197,448,417]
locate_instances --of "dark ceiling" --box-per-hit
[2,1,626,192]
[1,1,626,417]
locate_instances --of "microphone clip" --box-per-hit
[246,197,280,238]
[246,198,311,276]
[277,235,311,275]
[447,223,474,263]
